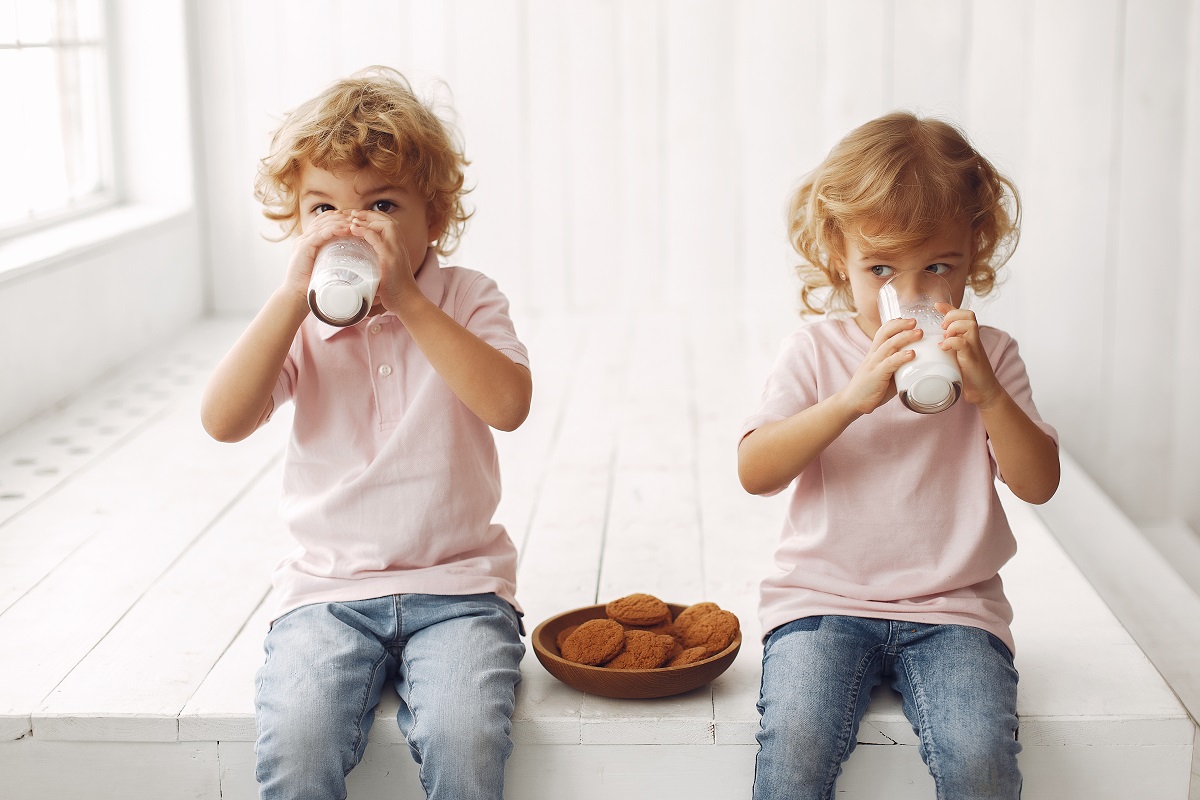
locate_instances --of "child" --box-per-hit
[200,67,532,800]
[738,112,1060,799]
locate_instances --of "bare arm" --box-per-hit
[738,318,922,495]
[351,211,532,432]
[391,290,532,431]
[977,391,1060,504]
[201,211,353,442]
[200,289,309,442]
[940,306,1060,504]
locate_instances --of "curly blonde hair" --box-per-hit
[255,66,471,256]
[788,111,1020,316]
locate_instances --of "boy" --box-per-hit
[201,66,532,800]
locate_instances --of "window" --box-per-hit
[0,0,112,236]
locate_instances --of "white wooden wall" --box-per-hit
[191,0,1200,531]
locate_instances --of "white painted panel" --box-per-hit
[522,0,572,314]
[662,0,739,305]
[1175,0,1200,532]
[1017,0,1121,471]
[819,0,890,150]
[616,0,666,303]
[1104,0,1190,522]
[890,0,966,120]
[733,0,822,352]
[564,1,622,311]
[443,0,527,301]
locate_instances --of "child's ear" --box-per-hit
[426,211,447,246]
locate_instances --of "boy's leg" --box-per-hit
[254,600,394,800]
[752,615,888,800]
[394,593,525,800]
[892,623,1022,800]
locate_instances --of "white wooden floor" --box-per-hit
[0,309,1194,799]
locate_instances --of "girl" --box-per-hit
[738,112,1059,799]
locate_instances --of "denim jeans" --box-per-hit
[254,593,525,800]
[752,615,1021,800]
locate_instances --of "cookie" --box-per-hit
[675,606,739,656]
[560,618,626,665]
[605,630,677,670]
[605,593,671,627]
[673,602,720,628]
[667,646,710,667]
[555,624,580,653]
[621,619,680,642]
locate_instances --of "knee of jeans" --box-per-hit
[410,716,513,772]
[925,725,1021,797]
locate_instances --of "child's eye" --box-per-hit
[312,203,336,215]
[925,263,951,275]
[372,200,396,213]
[870,265,894,277]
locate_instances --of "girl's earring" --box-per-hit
[838,273,846,281]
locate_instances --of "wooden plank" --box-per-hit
[178,597,273,743]
[0,327,286,741]
[513,313,631,744]
[34,463,290,742]
[1,740,221,800]
[1031,453,1200,726]
[0,320,238,529]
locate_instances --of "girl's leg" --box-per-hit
[892,624,1022,800]
[393,593,525,800]
[254,600,395,800]
[752,616,888,800]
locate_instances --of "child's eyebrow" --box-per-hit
[857,250,966,262]
[359,183,410,197]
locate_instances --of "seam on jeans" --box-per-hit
[897,649,942,796]
[350,650,389,773]
[822,646,881,799]
[400,645,432,797]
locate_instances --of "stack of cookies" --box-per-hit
[556,593,740,670]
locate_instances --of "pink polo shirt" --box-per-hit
[742,317,1057,654]
[267,248,529,622]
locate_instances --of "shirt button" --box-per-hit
[369,324,382,334]
[377,364,393,377]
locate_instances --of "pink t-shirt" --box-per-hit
[267,248,529,622]
[742,317,1057,654]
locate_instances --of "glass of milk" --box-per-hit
[877,271,962,414]
[307,236,380,327]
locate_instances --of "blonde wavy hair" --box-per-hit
[788,111,1020,316]
[255,66,471,256]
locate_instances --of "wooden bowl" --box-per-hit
[531,603,742,699]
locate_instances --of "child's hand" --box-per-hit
[284,211,353,302]
[937,303,1003,408]
[346,210,422,313]
[839,318,922,415]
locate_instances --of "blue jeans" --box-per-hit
[752,615,1021,800]
[254,593,525,800]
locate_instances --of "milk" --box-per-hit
[877,273,962,414]
[894,312,962,414]
[307,237,380,327]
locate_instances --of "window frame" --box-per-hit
[0,0,118,242]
